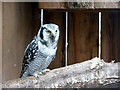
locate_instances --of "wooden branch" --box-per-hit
[1,57,120,88]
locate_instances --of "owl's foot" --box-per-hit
[33,71,42,78]
[33,69,50,78]
[33,73,40,79]
[42,69,50,74]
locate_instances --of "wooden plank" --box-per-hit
[31,2,40,35]
[68,2,120,9]
[44,10,66,68]
[102,11,120,62]
[67,2,94,9]
[38,2,120,9]
[68,13,76,65]
[0,2,2,83]
[94,2,120,9]
[68,11,98,64]
[2,2,39,82]
[38,2,66,9]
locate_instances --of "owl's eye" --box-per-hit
[55,30,57,32]
[46,30,51,34]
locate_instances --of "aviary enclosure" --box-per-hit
[0,2,120,88]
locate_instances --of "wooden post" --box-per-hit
[0,2,2,83]
[102,11,120,62]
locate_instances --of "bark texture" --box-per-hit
[1,57,120,88]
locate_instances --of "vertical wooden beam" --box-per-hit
[102,10,120,62]
[98,12,102,59]
[44,10,66,69]
[65,12,68,66]
[2,2,38,82]
[68,13,76,65]
[0,2,2,83]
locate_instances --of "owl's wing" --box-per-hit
[20,36,38,77]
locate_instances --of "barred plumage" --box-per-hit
[20,24,60,78]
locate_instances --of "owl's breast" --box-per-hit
[38,41,57,56]
[28,50,54,74]
[36,51,54,70]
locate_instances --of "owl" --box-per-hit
[20,24,60,78]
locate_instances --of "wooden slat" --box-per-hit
[0,2,2,83]
[94,2,120,9]
[44,10,66,69]
[38,2,120,9]
[102,11,120,62]
[68,11,98,64]
[67,2,94,9]
[38,2,66,9]
[67,13,76,65]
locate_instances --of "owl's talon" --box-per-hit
[42,69,50,74]
[38,72,43,75]
[44,69,50,72]
[33,74,40,79]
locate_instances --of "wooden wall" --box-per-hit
[44,10,99,68]
[1,2,120,83]
[102,10,120,62]
[2,2,39,82]
[43,9,120,69]
[68,11,98,65]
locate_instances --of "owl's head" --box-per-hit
[37,24,60,47]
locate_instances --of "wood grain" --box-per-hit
[2,2,39,82]
[38,2,120,9]
[68,11,98,65]
[94,2,120,9]
[0,2,2,83]
[38,2,66,9]
[102,11,120,62]
[1,58,119,88]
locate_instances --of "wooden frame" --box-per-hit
[0,2,2,83]
[38,2,120,9]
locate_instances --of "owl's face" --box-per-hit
[38,24,60,46]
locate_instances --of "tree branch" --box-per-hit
[1,57,120,88]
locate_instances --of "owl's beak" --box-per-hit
[50,34,55,42]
